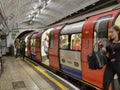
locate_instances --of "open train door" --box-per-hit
[41,28,54,65]
[49,25,65,69]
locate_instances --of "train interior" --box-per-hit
[59,33,82,50]
[41,29,52,65]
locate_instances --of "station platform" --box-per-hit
[0,56,80,90]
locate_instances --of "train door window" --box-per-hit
[94,15,112,49]
[30,39,36,54]
[30,39,34,47]
[49,30,55,48]
[71,33,81,51]
[30,39,36,47]
[60,35,69,50]
[115,14,120,27]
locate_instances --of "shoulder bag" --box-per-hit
[87,44,108,69]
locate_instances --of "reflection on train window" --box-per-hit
[60,35,69,49]
[49,30,55,48]
[94,32,98,51]
[30,39,33,46]
[115,14,120,27]
[71,33,81,51]
[93,15,111,51]
[94,32,97,45]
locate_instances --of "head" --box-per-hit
[109,25,120,42]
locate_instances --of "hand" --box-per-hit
[97,40,104,48]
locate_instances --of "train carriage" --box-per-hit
[40,28,54,65]
[27,32,37,58]
[24,8,120,90]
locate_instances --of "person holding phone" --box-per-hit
[97,25,120,90]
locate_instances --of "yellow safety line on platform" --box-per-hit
[24,59,69,90]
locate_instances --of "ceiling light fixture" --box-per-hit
[29,0,52,23]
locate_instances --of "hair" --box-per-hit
[111,25,120,40]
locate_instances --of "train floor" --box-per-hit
[0,56,80,90]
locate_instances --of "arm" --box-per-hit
[97,40,110,57]
[97,41,108,52]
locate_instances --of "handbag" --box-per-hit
[87,44,108,69]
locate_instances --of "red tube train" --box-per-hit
[22,8,120,90]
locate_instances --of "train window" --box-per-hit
[94,15,112,47]
[30,39,33,46]
[33,39,36,47]
[30,39,35,47]
[94,32,97,45]
[95,15,112,39]
[38,37,41,48]
[115,14,120,27]
[49,30,55,48]
[60,35,69,50]
[71,33,81,51]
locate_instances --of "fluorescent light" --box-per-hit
[28,15,31,18]
[39,0,41,2]
[33,4,38,10]
[47,0,51,4]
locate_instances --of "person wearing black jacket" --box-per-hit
[20,39,26,59]
[97,25,120,90]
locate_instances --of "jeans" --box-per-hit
[103,61,120,90]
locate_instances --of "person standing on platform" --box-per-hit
[14,38,20,58]
[20,39,26,59]
[97,25,120,90]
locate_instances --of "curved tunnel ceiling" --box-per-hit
[0,0,100,29]
[0,0,120,32]
[17,30,33,39]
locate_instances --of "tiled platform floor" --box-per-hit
[0,56,59,90]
